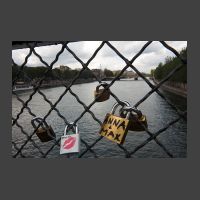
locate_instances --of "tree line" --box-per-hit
[12,66,116,83]
[152,48,187,83]
[12,64,151,84]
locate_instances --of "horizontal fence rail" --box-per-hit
[12,41,187,158]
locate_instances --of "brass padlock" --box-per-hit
[99,101,131,144]
[94,82,110,102]
[119,106,148,131]
[31,117,56,142]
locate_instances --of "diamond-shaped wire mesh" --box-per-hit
[12,41,187,158]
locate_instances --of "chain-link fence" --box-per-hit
[12,41,187,158]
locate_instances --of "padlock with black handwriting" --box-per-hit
[31,117,56,142]
[99,101,131,144]
[60,123,80,154]
[94,82,110,102]
[120,106,148,131]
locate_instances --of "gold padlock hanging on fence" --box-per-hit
[119,106,148,131]
[31,117,56,142]
[94,82,110,102]
[99,101,131,144]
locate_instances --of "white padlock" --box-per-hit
[60,123,80,154]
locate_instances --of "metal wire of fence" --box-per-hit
[12,41,187,158]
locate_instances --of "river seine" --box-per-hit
[12,79,187,158]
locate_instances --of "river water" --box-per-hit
[12,79,187,158]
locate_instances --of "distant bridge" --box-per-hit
[102,74,152,81]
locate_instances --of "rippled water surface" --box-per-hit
[12,80,187,158]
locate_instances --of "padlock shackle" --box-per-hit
[111,101,131,115]
[121,106,143,118]
[64,122,78,136]
[31,117,49,129]
[96,82,109,92]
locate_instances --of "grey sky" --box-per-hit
[12,41,187,73]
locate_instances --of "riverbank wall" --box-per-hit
[13,78,97,92]
[153,79,187,98]
[39,78,96,89]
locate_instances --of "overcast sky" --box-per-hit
[12,41,187,73]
